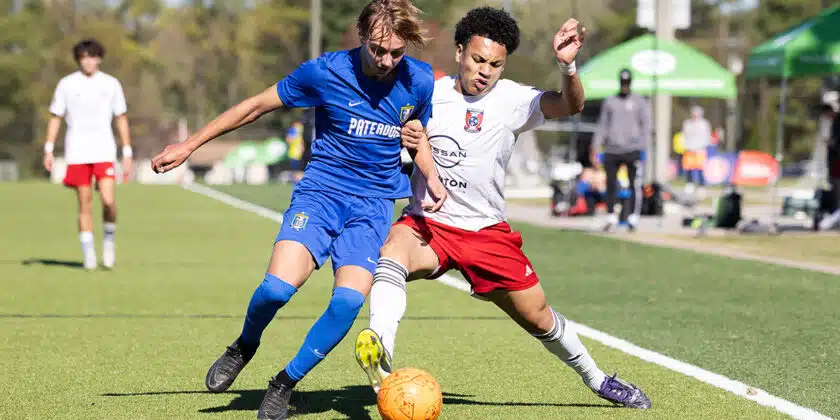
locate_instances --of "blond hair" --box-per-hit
[357,0,427,49]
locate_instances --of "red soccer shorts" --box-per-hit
[63,162,116,188]
[393,215,539,294]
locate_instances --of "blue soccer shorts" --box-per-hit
[275,187,394,275]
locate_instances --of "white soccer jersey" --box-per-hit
[406,77,546,231]
[49,71,127,164]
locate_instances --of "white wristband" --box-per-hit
[122,145,133,158]
[558,60,576,76]
[44,142,54,154]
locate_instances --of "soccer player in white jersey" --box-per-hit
[43,39,133,270]
[354,7,651,409]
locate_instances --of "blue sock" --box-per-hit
[239,273,298,349]
[284,287,365,381]
[576,181,590,196]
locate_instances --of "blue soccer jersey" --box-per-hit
[276,47,434,199]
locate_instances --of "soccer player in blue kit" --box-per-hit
[150,1,446,418]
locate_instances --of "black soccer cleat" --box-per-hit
[205,338,256,393]
[257,374,294,419]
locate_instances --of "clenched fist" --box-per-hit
[401,120,425,150]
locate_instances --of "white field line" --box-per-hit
[183,183,832,420]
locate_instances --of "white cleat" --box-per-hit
[102,241,115,269]
[355,328,391,393]
[83,251,97,270]
[594,213,619,232]
[819,210,840,231]
[627,214,640,232]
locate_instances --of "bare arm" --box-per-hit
[539,73,585,119]
[45,115,62,146]
[408,138,437,180]
[402,120,448,212]
[115,114,131,148]
[42,116,62,172]
[114,114,133,178]
[152,85,284,173]
[542,18,586,120]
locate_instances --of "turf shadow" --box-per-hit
[102,386,614,418]
[21,258,84,268]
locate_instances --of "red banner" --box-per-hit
[731,150,779,187]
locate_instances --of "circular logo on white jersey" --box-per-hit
[630,50,677,75]
[429,135,467,168]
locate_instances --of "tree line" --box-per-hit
[1,0,837,177]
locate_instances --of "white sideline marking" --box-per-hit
[183,183,832,420]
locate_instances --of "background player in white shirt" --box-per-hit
[354,7,650,409]
[43,39,133,270]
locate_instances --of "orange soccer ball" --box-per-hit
[376,367,443,420]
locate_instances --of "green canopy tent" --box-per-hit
[222,141,260,168]
[577,34,735,183]
[253,137,289,166]
[745,6,840,164]
[746,6,840,79]
[579,34,737,100]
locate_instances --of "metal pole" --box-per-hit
[775,78,788,164]
[769,77,788,231]
[653,0,674,184]
[305,0,323,168]
[309,0,322,60]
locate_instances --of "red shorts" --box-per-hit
[63,162,116,188]
[394,215,539,294]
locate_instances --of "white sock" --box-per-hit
[79,231,95,255]
[103,222,116,244]
[369,257,408,366]
[533,308,608,392]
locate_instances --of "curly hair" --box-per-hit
[454,7,520,55]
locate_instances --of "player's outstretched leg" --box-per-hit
[205,241,310,393]
[355,328,392,393]
[205,272,297,393]
[358,222,440,393]
[356,257,405,392]
[258,273,366,420]
[486,283,651,409]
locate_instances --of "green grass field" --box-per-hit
[2,182,837,419]
[661,233,840,269]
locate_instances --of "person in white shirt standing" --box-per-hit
[681,105,712,190]
[43,39,132,270]
[352,7,650,409]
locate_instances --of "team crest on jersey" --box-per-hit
[399,104,415,123]
[464,108,484,133]
[290,212,309,231]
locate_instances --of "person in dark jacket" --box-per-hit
[591,68,652,231]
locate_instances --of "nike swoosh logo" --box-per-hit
[367,257,376,264]
[349,101,364,107]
